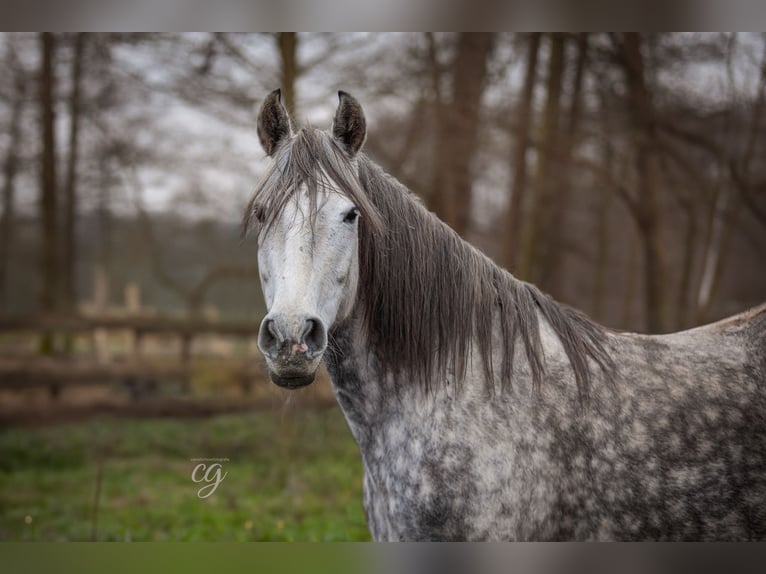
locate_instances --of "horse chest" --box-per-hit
[358,419,484,541]
[329,363,557,540]
[351,401,547,541]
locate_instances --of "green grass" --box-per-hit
[0,407,370,541]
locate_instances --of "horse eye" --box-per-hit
[343,208,359,224]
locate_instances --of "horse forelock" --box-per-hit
[242,127,383,240]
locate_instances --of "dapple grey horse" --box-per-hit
[245,89,766,541]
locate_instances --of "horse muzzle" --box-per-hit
[257,312,326,389]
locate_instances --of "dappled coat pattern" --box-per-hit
[249,90,766,541]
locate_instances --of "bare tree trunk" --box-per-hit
[518,33,566,283]
[592,83,613,323]
[442,33,495,237]
[695,186,730,321]
[0,42,25,313]
[622,226,639,329]
[96,150,112,306]
[277,33,298,117]
[504,33,540,271]
[592,179,612,323]
[620,33,668,333]
[40,32,59,309]
[426,32,447,215]
[542,33,589,298]
[676,197,697,329]
[38,33,59,352]
[63,33,85,315]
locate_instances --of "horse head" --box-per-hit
[251,90,371,388]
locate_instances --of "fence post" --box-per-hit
[93,267,110,364]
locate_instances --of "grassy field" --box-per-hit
[0,406,370,541]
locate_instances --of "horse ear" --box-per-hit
[332,91,366,157]
[257,89,292,156]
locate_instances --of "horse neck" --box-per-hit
[325,260,511,438]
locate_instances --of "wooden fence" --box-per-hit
[0,315,264,400]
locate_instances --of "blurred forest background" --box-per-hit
[0,32,765,331]
[1,32,766,541]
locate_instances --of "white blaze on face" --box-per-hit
[257,184,361,339]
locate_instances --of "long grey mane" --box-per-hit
[245,128,613,397]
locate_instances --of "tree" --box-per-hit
[434,33,495,237]
[518,33,566,283]
[504,33,541,270]
[618,33,669,332]
[695,35,766,323]
[541,33,589,298]
[442,33,495,236]
[277,33,297,117]
[591,78,615,322]
[62,33,85,313]
[0,38,26,312]
[39,33,59,319]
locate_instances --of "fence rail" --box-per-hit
[0,315,261,337]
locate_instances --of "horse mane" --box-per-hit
[245,128,613,397]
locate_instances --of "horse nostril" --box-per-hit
[267,319,279,341]
[258,317,281,358]
[300,317,327,355]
